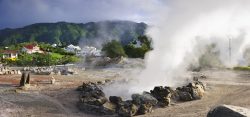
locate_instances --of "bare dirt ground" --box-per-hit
[0,68,250,117]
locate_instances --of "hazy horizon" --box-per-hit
[0,0,163,29]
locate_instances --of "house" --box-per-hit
[0,50,19,59]
[22,43,43,54]
[81,46,102,57]
[65,44,81,55]
[52,44,57,47]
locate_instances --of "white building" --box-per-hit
[81,46,102,57]
[1,50,18,59]
[65,44,81,55]
[52,44,57,47]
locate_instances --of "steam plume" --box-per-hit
[103,0,250,98]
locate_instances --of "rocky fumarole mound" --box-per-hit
[77,81,205,117]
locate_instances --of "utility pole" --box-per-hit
[228,36,232,65]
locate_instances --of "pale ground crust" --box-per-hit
[0,69,250,117]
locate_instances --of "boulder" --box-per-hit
[51,77,56,84]
[131,92,158,106]
[78,82,110,115]
[19,71,31,87]
[192,84,205,99]
[150,86,172,107]
[61,69,68,75]
[177,91,193,101]
[109,96,123,105]
[100,102,117,115]
[176,81,205,101]
[118,100,138,117]
[137,102,153,115]
[80,95,107,106]
[67,68,75,75]
[131,92,157,115]
[97,81,105,85]
[207,104,250,117]
[105,79,112,83]
[78,101,116,115]
[17,70,21,74]
[78,103,100,114]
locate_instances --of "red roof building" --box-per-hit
[22,44,43,54]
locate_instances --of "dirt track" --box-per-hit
[0,69,249,117]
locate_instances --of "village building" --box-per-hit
[51,44,57,47]
[81,46,102,57]
[0,50,19,59]
[22,44,43,54]
[65,44,81,55]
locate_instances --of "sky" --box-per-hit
[0,0,165,29]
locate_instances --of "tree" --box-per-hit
[124,35,152,58]
[102,40,127,58]
[138,35,152,49]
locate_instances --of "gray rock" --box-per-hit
[177,91,193,101]
[137,103,153,115]
[131,92,157,115]
[150,86,172,107]
[207,105,250,117]
[80,96,107,106]
[78,103,100,114]
[118,100,138,117]
[131,92,158,106]
[100,102,117,115]
[19,71,31,87]
[109,96,123,105]
[78,82,111,115]
[192,84,205,99]
[176,81,205,101]
[17,70,22,74]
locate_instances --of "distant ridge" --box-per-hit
[0,21,147,47]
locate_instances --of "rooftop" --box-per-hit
[0,50,18,54]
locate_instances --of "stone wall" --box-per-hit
[0,67,21,75]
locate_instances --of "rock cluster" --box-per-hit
[77,81,206,117]
[0,67,21,75]
[23,66,78,75]
[150,86,172,107]
[77,82,116,115]
[207,104,250,117]
[175,81,205,101]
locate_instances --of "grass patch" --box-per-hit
[233,66,250,71]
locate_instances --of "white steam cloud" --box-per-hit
[103,0,250,99]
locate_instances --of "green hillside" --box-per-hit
[0,21,147,47]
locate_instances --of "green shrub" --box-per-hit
[102,40,127,58]
[124,35,152,58]
[233,66,250,71]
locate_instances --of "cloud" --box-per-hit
[0,0,164,29]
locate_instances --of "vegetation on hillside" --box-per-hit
[0,21,146,46]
